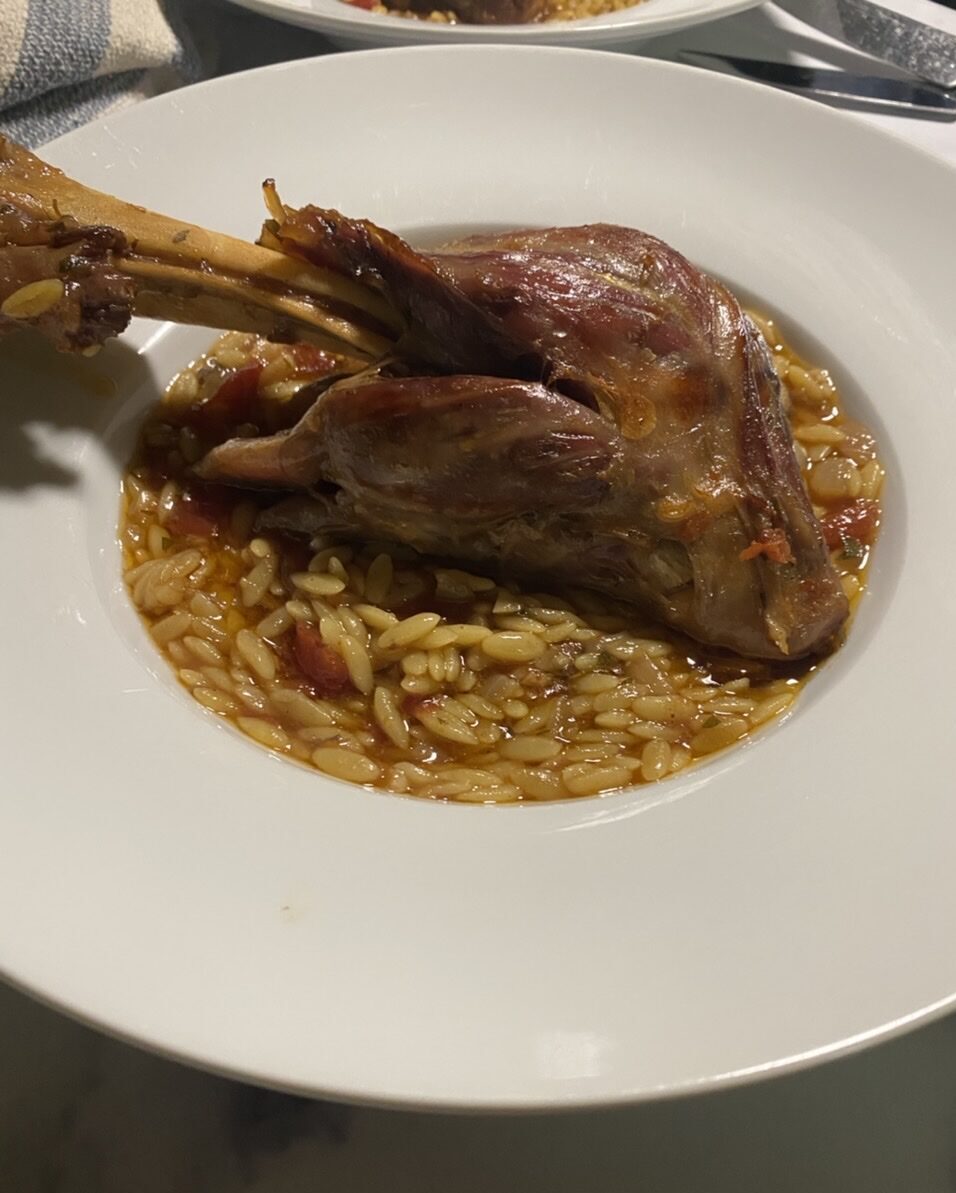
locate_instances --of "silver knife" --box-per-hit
[680,51,956,116]
[773,0,956,89]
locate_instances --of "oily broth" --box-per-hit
[119,322,882,802]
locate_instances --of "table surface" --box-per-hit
[3,1,956,1188]
[5,977,956,1191]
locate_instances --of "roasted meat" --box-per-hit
[0,140,850,660]
[202,211,849,660]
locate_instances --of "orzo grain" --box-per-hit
[121,328,882,803]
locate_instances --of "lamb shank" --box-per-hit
[0,139,849,661]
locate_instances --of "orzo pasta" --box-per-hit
[120,323,882,803]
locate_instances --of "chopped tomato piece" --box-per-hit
[214,363,263,404]
[289,343,339,375]
[820,499,881,551]
[401,694,439,718]
[165,486,234,538]
[292,624,353,698]
[185,363,264,434]
[739,530,794,564]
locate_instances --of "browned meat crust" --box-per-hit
[203,214,848,660]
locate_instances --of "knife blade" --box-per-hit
[772,0,956,88]
[680,51,956,116]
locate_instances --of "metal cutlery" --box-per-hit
[772,0,956,89]
[680,51,956,116]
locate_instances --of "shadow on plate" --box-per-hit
[0,331,152,491]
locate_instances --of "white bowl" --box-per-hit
[1,47,955,1110]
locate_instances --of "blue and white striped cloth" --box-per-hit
[0,0,200,146]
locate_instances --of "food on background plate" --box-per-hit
[0,138,883,801]
[343,0,643,26]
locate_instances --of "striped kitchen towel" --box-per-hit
[0,1,201,146]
